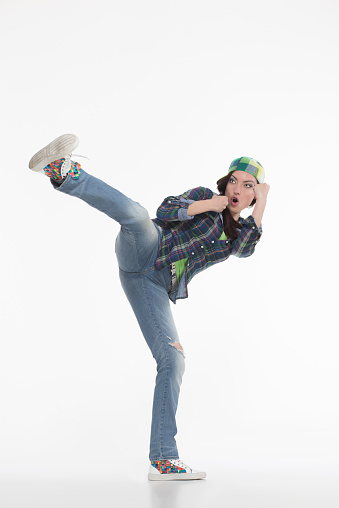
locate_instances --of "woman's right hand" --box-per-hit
[209,195,229,212]
[187,195,229,216]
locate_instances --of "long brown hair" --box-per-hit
[216,171,256,240]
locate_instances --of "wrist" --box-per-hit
[255,196,267,205]
[187,199,211,216]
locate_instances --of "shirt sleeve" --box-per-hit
[156,187,214,222]
[231,215,263,258]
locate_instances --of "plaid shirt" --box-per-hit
[152,187,262,302]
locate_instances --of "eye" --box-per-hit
[230,177,236,183]
[245,184,254,188]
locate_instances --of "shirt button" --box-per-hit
[252,226,255,230]
[226,240,229,244]
[200,245,204,249]
[192,252,194,255]
[168,201,171,203]
[211,241,215,244]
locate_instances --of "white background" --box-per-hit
[1,0,338,506]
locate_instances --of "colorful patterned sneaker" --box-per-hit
[42,157,82,180]
[148,459,206,481]
[28,133,82,178]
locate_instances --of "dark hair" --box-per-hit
[216,171,256,240]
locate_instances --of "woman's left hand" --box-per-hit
[254,183,270,202]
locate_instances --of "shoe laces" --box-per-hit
[60,153,89,177]
[170,459,189,470]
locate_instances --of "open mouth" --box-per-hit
[231,197,239,205]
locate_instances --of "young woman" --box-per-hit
[29,134,269,481]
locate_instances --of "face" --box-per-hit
[225,170,257,219]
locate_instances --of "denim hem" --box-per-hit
[50,173,72,190]
[149,456,180,461]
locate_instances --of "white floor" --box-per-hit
[1,464,338,508]
[1,426,338,507]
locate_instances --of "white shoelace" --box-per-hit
[60,153,89,178]
[170,459,190,471]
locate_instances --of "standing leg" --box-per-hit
[118,266,185,460]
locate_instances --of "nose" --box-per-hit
[234,183,241,194]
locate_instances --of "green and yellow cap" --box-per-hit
[228,156,265,183]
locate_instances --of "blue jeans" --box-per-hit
[52,170,185,460]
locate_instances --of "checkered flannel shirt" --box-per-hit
[152,186,262,302]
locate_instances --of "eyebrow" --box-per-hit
[230,175,255,183]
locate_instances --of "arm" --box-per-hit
[187,195,229,216]
[231,217,262,258]
[231,183,269,257]
[156,187,216,222]
[252,183,270,228]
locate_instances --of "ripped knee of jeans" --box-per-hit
[167,336,185,357]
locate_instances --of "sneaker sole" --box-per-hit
[148,471,206,481]
[28,134,79,172]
